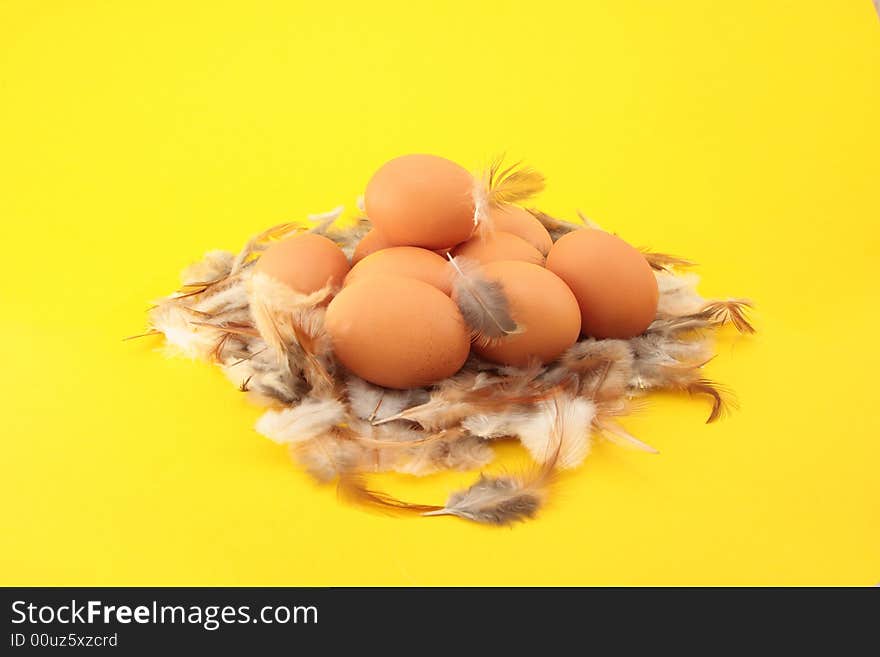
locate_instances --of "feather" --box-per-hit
[528,208,584,240]
[345,377,428,422]
[289,309,337,396]
[448,255,520,344]
[291,428,369,482]
[471,169,491,232]
[308,207,373,258]
[687,379,736,423]
[471,157,545,237]
[424,394,588,525]
[595,418,659,454]
[148,301,223,359]
[648,314,713,335]
[513,396,595,469]
[422,472,549,525]
[425,393,588,525]
[375,367,570,431]
[485,156,546,206]
[629,331,736,422]
[221,340,302,404]
[699,299,755,334]
[462,410,533,440]
[248,271,333,368]
[629,331,714,390]
[306,205,345,230]
[372,398,477,431]
[339,421,489,476]
[230,222,302,274]
[655,272,706,316]
[639,249,697,272]
[557,338,634,400]
[337,472,442,515]
[181,250,235,286]
[461,395,593,469]
[255,397,346,444]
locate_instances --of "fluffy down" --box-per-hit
[255,398,346,445]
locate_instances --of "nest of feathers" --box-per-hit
[135,164,754,526]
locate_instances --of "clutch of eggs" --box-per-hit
[253,153,659,389]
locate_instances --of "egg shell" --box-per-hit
[364,154,475,250]
[470,261,581,366]
[325,275,470,389]
[546,229,659,339]
[452,231,545,267]
[488,205,553,255]
[351,228,393,265]
[254,233,350,294]
[344,246,452,295]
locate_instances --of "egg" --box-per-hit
[351,228,393,265]
[469,261,581,366]
[344,246,452,295]
[452,231,545,267]
[254,233,350,294]
[488,205,552,255]
[546,229,658,339]
[325,275,470,389]
[364,154,475,250]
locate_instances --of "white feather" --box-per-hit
[514,397,595,469]
[255,398,346,445]
[148,302,219,359]
[656,272,705,316]
[462,411,531,439]
[307,205,345,224]
[346,377,428,422]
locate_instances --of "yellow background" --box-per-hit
[2,1,878,586]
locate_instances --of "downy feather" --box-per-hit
[255,397,346,445]
[448,255,520,343]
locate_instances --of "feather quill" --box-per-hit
[337,472,442,515]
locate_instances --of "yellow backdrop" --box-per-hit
[2,1,878,586]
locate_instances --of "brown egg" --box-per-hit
[470,261,581,366]
[452,231,545,267]
[325,275,470,389]
[254,233,350,294]
[546,229,658,339]
[488,205,553,255]
[344,246,452,295]
[364,154,475,250]
[351,228,393,265]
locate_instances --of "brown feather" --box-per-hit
[422,397,572,525]
[687,379,736,423]
[337,472,442,515]
[448,255,520,344]
[700,299,755,334]
[290,317,335,395]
